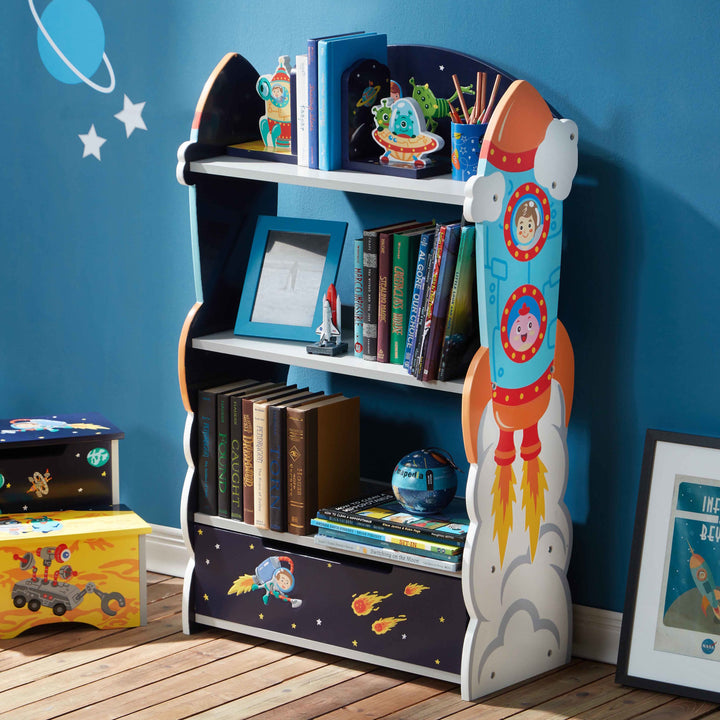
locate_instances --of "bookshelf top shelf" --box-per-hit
[188,155,467,206]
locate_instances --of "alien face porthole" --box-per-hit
[503,183,550,260]
[501,285,547,363]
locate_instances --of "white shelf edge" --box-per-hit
[192,331,466,394]
[194,513,462,578]
[188,155,467,205]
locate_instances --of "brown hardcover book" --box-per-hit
[286,394,360,535]
[241,384,297,524]
[228,382,279,521]
[252,388,316,529]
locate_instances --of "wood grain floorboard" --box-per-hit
[0,574,716,720]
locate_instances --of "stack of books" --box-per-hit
[196,380,359,535]
[354,220,479,381]
[312,493,469,572]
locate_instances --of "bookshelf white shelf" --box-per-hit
[194,512,461,578]
[192,331,465,393]
[188,154,466,205]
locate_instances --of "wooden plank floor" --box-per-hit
[0,573,717,720]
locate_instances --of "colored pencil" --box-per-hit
[452,74,470,123]
[481,73,502,124]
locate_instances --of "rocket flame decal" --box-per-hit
[227,574,255,596]
[521,457,548,560]
[351,591,392,616]
[371,615,407,635]
[404,583,430,597]
[491,464,516,565]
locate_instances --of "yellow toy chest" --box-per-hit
[0,507,151,638]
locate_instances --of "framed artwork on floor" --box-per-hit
[616,429,720,703]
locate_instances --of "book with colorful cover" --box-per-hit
[390,224,435,364]
[413,224,446,377]
[353,237,364,357]
[314,529,462,572]
[376,228,393,363]
[422,222,462,381]
[317,32,387,171]
[317,492,468,546]
[438,224,479,382]
[310,516,463,556]
[404,228,436,371]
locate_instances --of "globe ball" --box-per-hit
[391,448,457,515]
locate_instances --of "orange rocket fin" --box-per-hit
[491,463,516,566]
[462,346,491,464]
[521,457,548,561]
[702,595,710,616]
[553,319,574,426]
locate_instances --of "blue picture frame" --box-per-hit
[234,215,348,342]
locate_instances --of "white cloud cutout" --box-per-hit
[534,119,578,201]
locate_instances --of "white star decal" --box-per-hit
[114,95,147,137]
[79,124,106,160]
[215,543,220,550]
[316,618,322,626]
[205,558,210,565]
[22,505,28,512]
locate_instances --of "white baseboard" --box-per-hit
[572,603,622,665]
[145,525,622,666]
[146,524,188,579]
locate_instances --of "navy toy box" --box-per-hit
[0,414,123,513]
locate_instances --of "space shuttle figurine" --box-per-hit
[307,284,348,356]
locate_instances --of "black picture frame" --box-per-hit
[616,429,720,703]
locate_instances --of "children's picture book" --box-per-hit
[314,529,462,572]
[316,492,469,546]
[310,516,463,556]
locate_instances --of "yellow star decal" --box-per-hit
[435,659,440,665]
[203,593,209,601]
[259,613,264,620]
[249,543,255,550]
[352,640,358,647]
[291,623,296,629]
[439,617,445,623]
[197,529,203,535]
[327,563,332,568]
[101,471,107,477]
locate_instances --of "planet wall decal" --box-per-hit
[28,0,116,93]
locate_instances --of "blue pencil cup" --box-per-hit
[451,122,487,181]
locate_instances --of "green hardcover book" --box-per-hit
[390,223,435,364]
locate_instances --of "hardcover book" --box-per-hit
[228,382,278,520]
[362,220,417,361]
[267,391,324,532]
[317,32,387,171]
[240,384,297,525]
[438,224,479,381]
[404,228,436,370]
[307,31,364,169]
[197,380,261,516]
[353,237,364,357]
[286,394,360,535]
[217,380,261,518]
[422,222,462,381]
[376,229,392,363]
[317,492,469,545]
[390,224,435,364]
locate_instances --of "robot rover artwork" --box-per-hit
[11,542,125,617]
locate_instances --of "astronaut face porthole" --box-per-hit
[500,285,547,363]
[503,184,550,260]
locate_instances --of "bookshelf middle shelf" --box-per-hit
[192,331,466,394]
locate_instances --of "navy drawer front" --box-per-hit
[192,523,466,674]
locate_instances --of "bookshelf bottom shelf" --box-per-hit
[191,522,467,677]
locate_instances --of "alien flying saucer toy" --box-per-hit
[372,97,444,169]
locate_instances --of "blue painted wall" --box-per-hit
[2,1,719,614]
